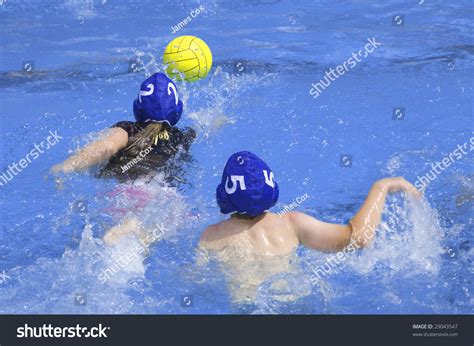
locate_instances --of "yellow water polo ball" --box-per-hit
[163,36,213,82]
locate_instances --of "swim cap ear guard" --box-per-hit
[133,73,183,126]
[216,151,279,217]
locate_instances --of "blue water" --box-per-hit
[0,0,472,314]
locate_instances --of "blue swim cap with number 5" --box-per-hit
[216,151,279,217]
[133,73,183,126]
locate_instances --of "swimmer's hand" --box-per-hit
[50,163,62,173]
[51,162,74,174]
[103,218,143,246]
[376,177,422,199]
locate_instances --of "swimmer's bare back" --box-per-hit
[200,213,300,257]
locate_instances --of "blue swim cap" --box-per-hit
[133,73,183,126]
[216,151,279,217]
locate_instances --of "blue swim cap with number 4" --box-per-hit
[216,151,279,217]
[133,73,183,125]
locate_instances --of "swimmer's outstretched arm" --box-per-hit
[288,177,421,252]
[51,128,128,173]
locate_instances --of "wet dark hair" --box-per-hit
[123,122,171,156]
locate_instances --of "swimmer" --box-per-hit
[52,73,196,182]
[199,151,421,301]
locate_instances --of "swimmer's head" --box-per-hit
[216,151,279,217]
[133,73,183,126]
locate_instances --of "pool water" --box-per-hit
[0,0,473,314]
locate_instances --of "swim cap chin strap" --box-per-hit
[216,151,279,217]
[133,73,183,126]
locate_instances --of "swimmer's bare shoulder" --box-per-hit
[199,222,228,250]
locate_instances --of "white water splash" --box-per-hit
[185,66,276,138]
[0,176,188,313]
[347,196,444,277]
